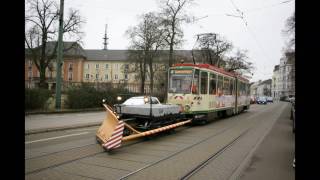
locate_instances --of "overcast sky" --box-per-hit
[59,0,294,82]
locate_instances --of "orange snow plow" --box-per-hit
[96,104,192,151]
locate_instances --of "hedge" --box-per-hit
[65,84,130,109]
[25,88,52,110]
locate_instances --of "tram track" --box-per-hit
[180,128,249,180]
[26,104,270,178]
[25,126,192,175]
[118,104,276,179]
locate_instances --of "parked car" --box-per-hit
[267,96,273,103]
[256,96,267,104]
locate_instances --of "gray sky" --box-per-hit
[61,0,294,82]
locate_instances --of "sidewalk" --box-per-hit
[25,111,106,135]
[238,103,295,180]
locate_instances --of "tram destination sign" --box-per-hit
[171,70,193,74]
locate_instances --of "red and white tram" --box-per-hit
[167,63,251,123]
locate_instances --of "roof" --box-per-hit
[85,50,129,61]
[84,49,195,61]
[25,41,87,58]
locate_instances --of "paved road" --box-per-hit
[25,111,106,133]
[238,103,295,180]
[25,102,294,180]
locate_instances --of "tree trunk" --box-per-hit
[149,62,154,94]
[39,66,47,89]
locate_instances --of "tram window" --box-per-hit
[240,82,243,96]
[209,73,217,95]
[200,71,208,94]
[223,77,230,95]
[168,69,193,94]
[192,69,200,94]
[217,75,223,95]
[230,79,234,95]
[241,82,245,96]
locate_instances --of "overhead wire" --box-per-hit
[228,0,285,78]
[243,0,294,14]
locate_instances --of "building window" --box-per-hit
[28,60,32,70]
[96,74,99,79]
[115,64,119,69]
[85,74,90,79]
[105,74,108,80]
[68,63,73,71]
[68,72,73,81]
[28,71,32,78]
[96,64,99,69]
[105,64,108,69]
[124,64,129,71]
[86,64,89,69]
[124,74,128,80]
[115,74,118,80]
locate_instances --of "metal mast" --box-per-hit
[103,24,109,50]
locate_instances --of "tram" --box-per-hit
[167,63,251,123]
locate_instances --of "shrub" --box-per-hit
[25,88,52,110]
[65,84,130,109]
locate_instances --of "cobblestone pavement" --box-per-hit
[25,102,293,180]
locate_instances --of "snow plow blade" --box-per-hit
[96,104,192,151]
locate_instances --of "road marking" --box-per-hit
[25,132,90,144]
[67,127,98,132]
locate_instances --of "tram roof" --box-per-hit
[172,63,249,83]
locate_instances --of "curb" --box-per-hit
[25,122,101,135]
[25,108,105,115]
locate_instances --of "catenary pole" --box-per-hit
[55,0,64,109]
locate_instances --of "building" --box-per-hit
[271,65,280,101]
[250,79,272,98]
[250,81,260,98]
[25,42,195,93]
[277,51,295,98]
[257,79,272,97]
[25,42,86,90]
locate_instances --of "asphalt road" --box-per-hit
[25,111,105,133]
[25,102,294,180]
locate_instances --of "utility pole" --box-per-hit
[55,0,64,109]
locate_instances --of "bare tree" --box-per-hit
[225,49,254,75]
[282,12,295,50]
[126,12,167,94]
[25,0,84,88]
[159,0,194,67]
[194,33,233,67]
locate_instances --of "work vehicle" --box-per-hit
[96,63,251,151]
[113,96,183,131]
